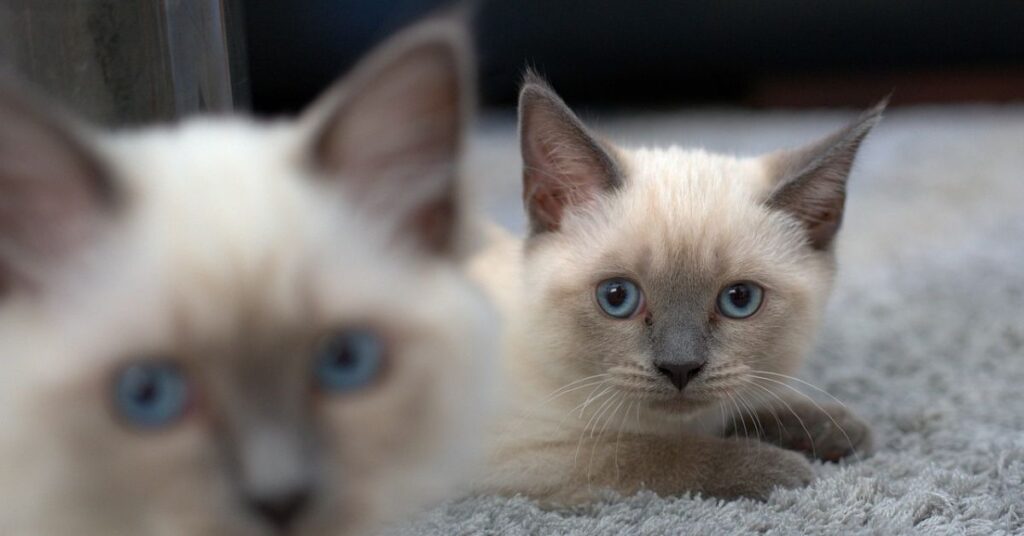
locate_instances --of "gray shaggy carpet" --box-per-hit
[397,106,1024,535]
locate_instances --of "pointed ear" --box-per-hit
[302,19,471,257]
[518,73,622,235]
[764,99,886,251]
[0,77,117,293]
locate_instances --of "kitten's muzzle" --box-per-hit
[248,487,312,531]
[654,360,705,391]
[231,424,317,531]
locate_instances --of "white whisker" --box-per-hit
[752,371,851,410]
[741,377,818,459]
[749,374,860,461]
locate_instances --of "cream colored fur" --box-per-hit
[471,82,880,504]
[0,21,494,536]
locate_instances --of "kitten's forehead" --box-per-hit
[584,147,809,281]
[0,118,434,373]
[102,118,402,297]
[620,147,771,212]
[105,119,314,240]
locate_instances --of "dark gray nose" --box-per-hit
[248,487,311,530]
[655,360,705,391]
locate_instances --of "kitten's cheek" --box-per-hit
[174,385,204,429]
[634,297,648,321]
[180,380,203,417]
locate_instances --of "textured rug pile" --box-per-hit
[399,106,1024,535]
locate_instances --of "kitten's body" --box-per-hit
[473,78,880,504]
[0,21,494,536]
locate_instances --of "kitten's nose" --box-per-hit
[248,487,312,530]
[654,360,705,391]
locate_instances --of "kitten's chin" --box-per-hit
[644,392,720,416]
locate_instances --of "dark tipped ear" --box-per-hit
[0,76,115,292]
[764,99,886,251]
[518,72,622,235]
[303,19,471,257]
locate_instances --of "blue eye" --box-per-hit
[717,282,764,319]
[113,362,190,429]
[596,278,643,319]
[314,329,384,393]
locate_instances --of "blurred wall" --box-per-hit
[0,0,248,125]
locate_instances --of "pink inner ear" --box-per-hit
[0,99,111,284]
[805,206,842,245]
[306,29,465,257]
[518,81,621,235]
[406,193,457,254]
[527,189,567,233]
[764,100,883,250]
[522,135,615,234]
[313,40,461,183]
[318,52,459,184]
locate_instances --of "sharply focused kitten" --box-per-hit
[0,21,494,536]
[471,75,883,504]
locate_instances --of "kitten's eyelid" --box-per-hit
[715,275,775,295]
[104,355,187,384]
[593,297,647,321]
[725,278,771,292]
[589,274,644,293]
[590,270,644,287]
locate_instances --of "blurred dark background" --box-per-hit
[244,0,1024,114]
[1,0,1022,125]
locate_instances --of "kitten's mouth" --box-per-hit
[645,388,722,412]
[610,368,742,413]
[608,381,724,413]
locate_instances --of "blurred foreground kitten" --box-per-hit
[0,21,493,535]
[472,75,882,504]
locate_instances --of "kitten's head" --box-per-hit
[515,75,882,422]
[0,20,493,536]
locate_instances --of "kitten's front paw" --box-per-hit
[741,402,873,462]
[708,443,814,501]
